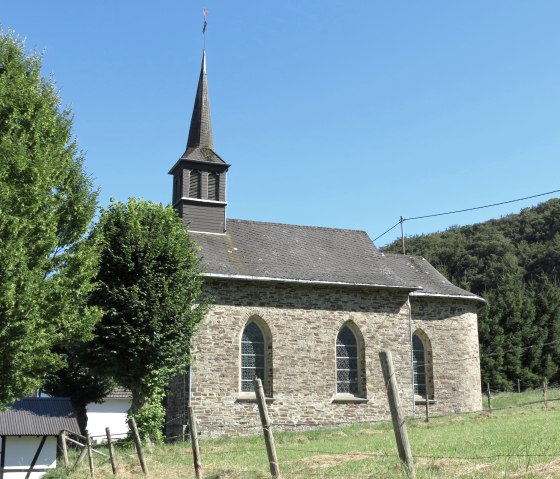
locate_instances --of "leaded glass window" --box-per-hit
[336,326,358,394]
[241,322,265,392]
[413,335,427,397]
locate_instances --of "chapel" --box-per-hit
[165,51,484,438]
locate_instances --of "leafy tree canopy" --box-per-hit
[0,31,100,407]
[89,199,207,440]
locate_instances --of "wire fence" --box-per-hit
[68,384,560,479]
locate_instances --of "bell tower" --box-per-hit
[169,51,229,234]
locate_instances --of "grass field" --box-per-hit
[46,389,560,479]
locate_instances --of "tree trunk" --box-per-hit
[73,402,89,436]
[130,388,146,415]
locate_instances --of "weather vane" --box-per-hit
[203,8,208,48]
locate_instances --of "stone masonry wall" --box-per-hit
[166,279,482,438]
[410,296,482,415]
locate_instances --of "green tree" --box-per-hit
[42,345,115,434]
[532,275,560,382]
[0,31,100,406]
[90,199,207,440]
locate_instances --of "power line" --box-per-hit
[373,220,401,242]
[406,188,560,221]
[374,188,560,242]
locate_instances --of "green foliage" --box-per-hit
[42,344,115,433]
[128,373,166,443]
[90,199,207,440]
[382,199,560,389]
[0,31,100,407]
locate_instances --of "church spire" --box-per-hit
[186,51,213,151]
[169,47,229,234]
[180,50,224,164]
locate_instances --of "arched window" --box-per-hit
[336,326,359,394]
[208,172,219,201]
[412,331,434,400]
[241,321,265,393]
[189,170,201,199]
[412,335,427,397]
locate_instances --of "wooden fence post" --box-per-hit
[424,396,429,423]
[486,383,492,412]
[543,378,548,410]
[86,433,94,478]
[74,441,87,469]
[105,427,118,475]
[60,431,69,468]
[517,378,521,394]
[379,351,415,479]
[128,417,149,476]
[254,377,281,479]
[187,406,202,479]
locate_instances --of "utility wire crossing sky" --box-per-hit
[374,188,560,242]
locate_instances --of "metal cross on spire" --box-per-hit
[202,8,208,48]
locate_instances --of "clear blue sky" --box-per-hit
[3,1,560,247]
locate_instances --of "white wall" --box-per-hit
[1,436,56,479]
[86,398,131,443]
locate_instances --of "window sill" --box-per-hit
[236,393,275,404]
[331,394,369,404]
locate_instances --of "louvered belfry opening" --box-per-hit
[173,174,179,203]
[208,172,219,201]
[189,170,201,199]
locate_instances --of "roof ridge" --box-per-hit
[383,253,426,261]
[226,218,371,235]
[20,397,71,401]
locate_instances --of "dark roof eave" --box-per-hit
[410,291,487,305]
[203,273,421,291]
[168,157,231,175]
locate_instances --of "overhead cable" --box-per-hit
[374,188,560,242]
[405,188,560,221]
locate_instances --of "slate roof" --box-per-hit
[191,219,483,302]
[0,398,80,436]
[181,146,225,165]
[180,51,225,166]
[192,219,419,289]
[383,253,485,303]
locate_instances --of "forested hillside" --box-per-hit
[382,199,560,390]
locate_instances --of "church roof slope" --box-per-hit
[383,253,485,303]
[191,219,418,289]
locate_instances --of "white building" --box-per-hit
[0,398,79,479]
[86,387,132,443]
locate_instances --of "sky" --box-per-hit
[3,1,560,247]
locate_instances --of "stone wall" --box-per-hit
[410,296,482,415]
[166,279,482,438]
